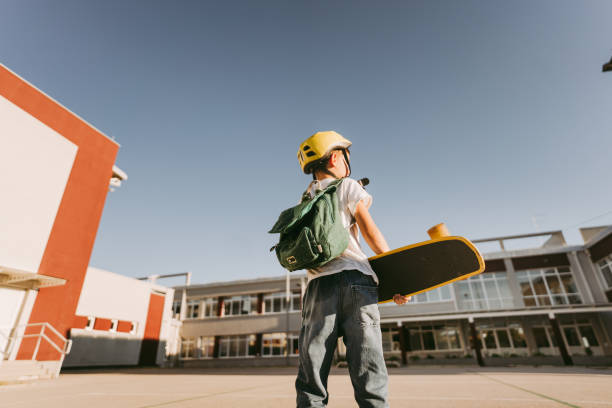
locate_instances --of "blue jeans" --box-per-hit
[295,269,389,408]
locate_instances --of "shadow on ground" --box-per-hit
[60,365,612,376]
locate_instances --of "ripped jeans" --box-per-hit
[295,269,389,408]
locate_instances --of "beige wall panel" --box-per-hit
[0,96,77,273]
[379,301,456,319]
[181,313,302,337]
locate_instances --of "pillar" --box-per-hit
[398,323,408,365]
[213,335,221,358]
[468,317,485,367]
[548,312,573,366]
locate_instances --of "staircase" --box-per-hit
[0,360,61,383]
[0,323,71,384]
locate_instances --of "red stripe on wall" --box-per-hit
[138,293,165,366]
[0,65,120,361]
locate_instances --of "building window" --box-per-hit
[411,285,452,304]
[477,322,527,355]
[263,292,301,314]
[381,326,401,352]
[261,333,287,357]
[559,317,600,349]
[202,298,218,318]
[180,337,196,359]
[198,336,215,358]
[532,326,557,350]
[260,333,299,356]
[456,272,513,310]
[223,295,258,317]
[186,300,200,319]
[406,325,462,351]
[516,267,582,307]
[288,333,299,356]
[172,300,181,317]
[218,335,257,358]
[597,255,612,289]
[533,317,600,354]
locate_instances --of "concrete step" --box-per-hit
[0,360,56,383]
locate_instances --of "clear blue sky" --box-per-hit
[2,1,611,285]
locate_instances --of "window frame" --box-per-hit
[262,292,301,314]
[456,272,514,311]
[218,334,257,359]
[516,267,582,307]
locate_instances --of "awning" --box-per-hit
[0,265,66,290]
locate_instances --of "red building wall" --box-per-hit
[0,65,120,361]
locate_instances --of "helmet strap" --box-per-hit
[312,149,351,179]
[342,148,351,177]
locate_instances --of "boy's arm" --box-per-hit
[354,199,389,255]
[354,200,411,305]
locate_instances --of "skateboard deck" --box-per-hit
[369,236,485,304]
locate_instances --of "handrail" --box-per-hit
[0,322,72,361]
[19,333,65,355]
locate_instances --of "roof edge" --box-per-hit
[0,63,120,148]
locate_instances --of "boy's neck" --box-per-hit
[314,169,344,181]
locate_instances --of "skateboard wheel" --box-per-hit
[427,223,450,239]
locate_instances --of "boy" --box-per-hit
[295,131,409,408]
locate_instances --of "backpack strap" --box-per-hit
[300,178,344,203]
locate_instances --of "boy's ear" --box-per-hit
[328,151,337,167]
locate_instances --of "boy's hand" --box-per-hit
[393,294,411,305]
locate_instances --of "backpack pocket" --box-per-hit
[276,227,321,271]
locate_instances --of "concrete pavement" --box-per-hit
[1,366,611,408]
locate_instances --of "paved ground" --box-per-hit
[1,366,611,408]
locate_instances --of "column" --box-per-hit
[503,258,525,308]
[521,318,539,356]
[255,333,263,357]
[568,251,595,304]
[179,288,187,321]
[257,293,264,314]
[548,312,573,366]
[398,323,408,365]
[468,317,485,367]
[300,277,306,309]
[217,296,225,317]
[213,336,221,358]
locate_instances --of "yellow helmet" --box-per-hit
[298,131,352,174]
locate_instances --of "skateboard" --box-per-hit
[369,224,485,304]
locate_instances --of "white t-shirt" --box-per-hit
[305,177,379,285]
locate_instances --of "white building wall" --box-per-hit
[0,95,77,275]
[75,267,151,334]
[64,267,172,367]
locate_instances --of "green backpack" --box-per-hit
[269,178,349,271]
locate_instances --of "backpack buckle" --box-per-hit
[286,256,297,264]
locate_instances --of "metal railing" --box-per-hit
[472,230,567,251]
[0,322,72,364]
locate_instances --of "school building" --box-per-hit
[173,227,612,367]
[0,64,177,382]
